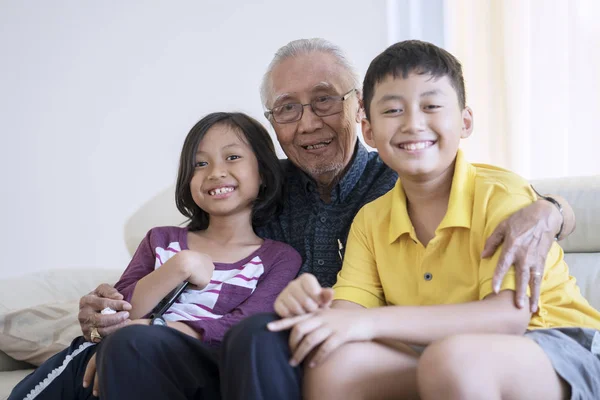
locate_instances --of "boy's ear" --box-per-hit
[361,118,377,148]
[355,91,365,123]
[461,106,474,139]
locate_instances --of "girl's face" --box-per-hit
[190,124,261,220]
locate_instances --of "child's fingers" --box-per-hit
[288,316,323,352]
[290,327,332,367]
[82,353,96,388]
[267,314,311,332]
[299,274,324,303]
[93,371,99,397]
[320,288,334,307]
[309,334,344,367]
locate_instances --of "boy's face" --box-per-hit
[362,73,473,181]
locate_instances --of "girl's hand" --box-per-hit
[176,250,215,288]
[274,273,334,318]
[267,309,374,367]
[82,353,99,397]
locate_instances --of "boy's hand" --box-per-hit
[483,199,560,313]
[273,274,334,318]
[267,309,373,367]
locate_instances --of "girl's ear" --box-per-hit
[461,106,474,139]
[361,118,377,148]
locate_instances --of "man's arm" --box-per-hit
[484,195,575,313]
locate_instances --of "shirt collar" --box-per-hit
[298,141,369,203]
[388,149,475,244]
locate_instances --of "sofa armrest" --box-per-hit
[0,350,33,372]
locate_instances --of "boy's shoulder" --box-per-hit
[471,163,535,200]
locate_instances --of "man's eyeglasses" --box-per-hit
[264,89,356,124]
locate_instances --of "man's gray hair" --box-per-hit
[260,38,360,108]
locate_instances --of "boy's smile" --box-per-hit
[362,72,473,182]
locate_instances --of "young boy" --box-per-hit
[268,40,600,400]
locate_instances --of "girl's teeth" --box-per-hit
[210,187,234,196]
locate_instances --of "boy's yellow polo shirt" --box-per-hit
[333,150,600,330]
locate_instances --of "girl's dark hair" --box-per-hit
[175,112,283,231]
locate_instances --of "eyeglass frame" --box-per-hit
[264,89,357,124]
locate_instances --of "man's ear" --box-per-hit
[461,106,474,139]
[361,118,377,148]
[356,91,365,123]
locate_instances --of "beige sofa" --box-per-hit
[0,175,598,399]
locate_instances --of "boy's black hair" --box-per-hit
[362,40,466,120]
[175,112,283,231]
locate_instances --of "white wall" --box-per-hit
[0,1,389,278]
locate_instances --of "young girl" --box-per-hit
[10,112,302,400]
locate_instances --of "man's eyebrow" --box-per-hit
[272,93,293,107]
[311,82,336,92]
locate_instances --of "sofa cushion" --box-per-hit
[0,268,122,314]
[0,301,81,366]
[532,175,600,253]
[566,252,600,310]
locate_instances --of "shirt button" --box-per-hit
[320,216,327,223]
[424,272,433,281]
[318,259,325,266]
[540,309,548,316]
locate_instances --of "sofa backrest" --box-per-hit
[532,175,600,309]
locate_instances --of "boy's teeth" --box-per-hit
[209,187,235,196]
[400,141,433,151]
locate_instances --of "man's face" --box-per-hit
[268,52,360,182]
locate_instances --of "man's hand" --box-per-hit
[483,200,562,313]
[79,283,132,342]
[273,274,334,318]
[267,309,373,367]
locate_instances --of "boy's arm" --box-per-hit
[365,290,530,345]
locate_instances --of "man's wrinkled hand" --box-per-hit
[274,274,334,318]
[79,283,132,341]
[483,200,561,312]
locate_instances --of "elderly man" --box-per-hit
[79,39,574,398]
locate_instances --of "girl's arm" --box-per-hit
[114,228,213,320]
[182,246,302,344]
[129,250,213,320]
[364,290,531,346]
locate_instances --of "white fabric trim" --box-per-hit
[24,341,95,400]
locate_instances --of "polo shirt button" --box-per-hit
[318,259,325,266]
[424,272,433,281]
[320,216,327,223]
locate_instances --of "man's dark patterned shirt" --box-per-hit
[257,143,398,287]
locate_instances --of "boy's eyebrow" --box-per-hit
[377,90,445,104]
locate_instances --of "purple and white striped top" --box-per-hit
[114,226,302,345]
